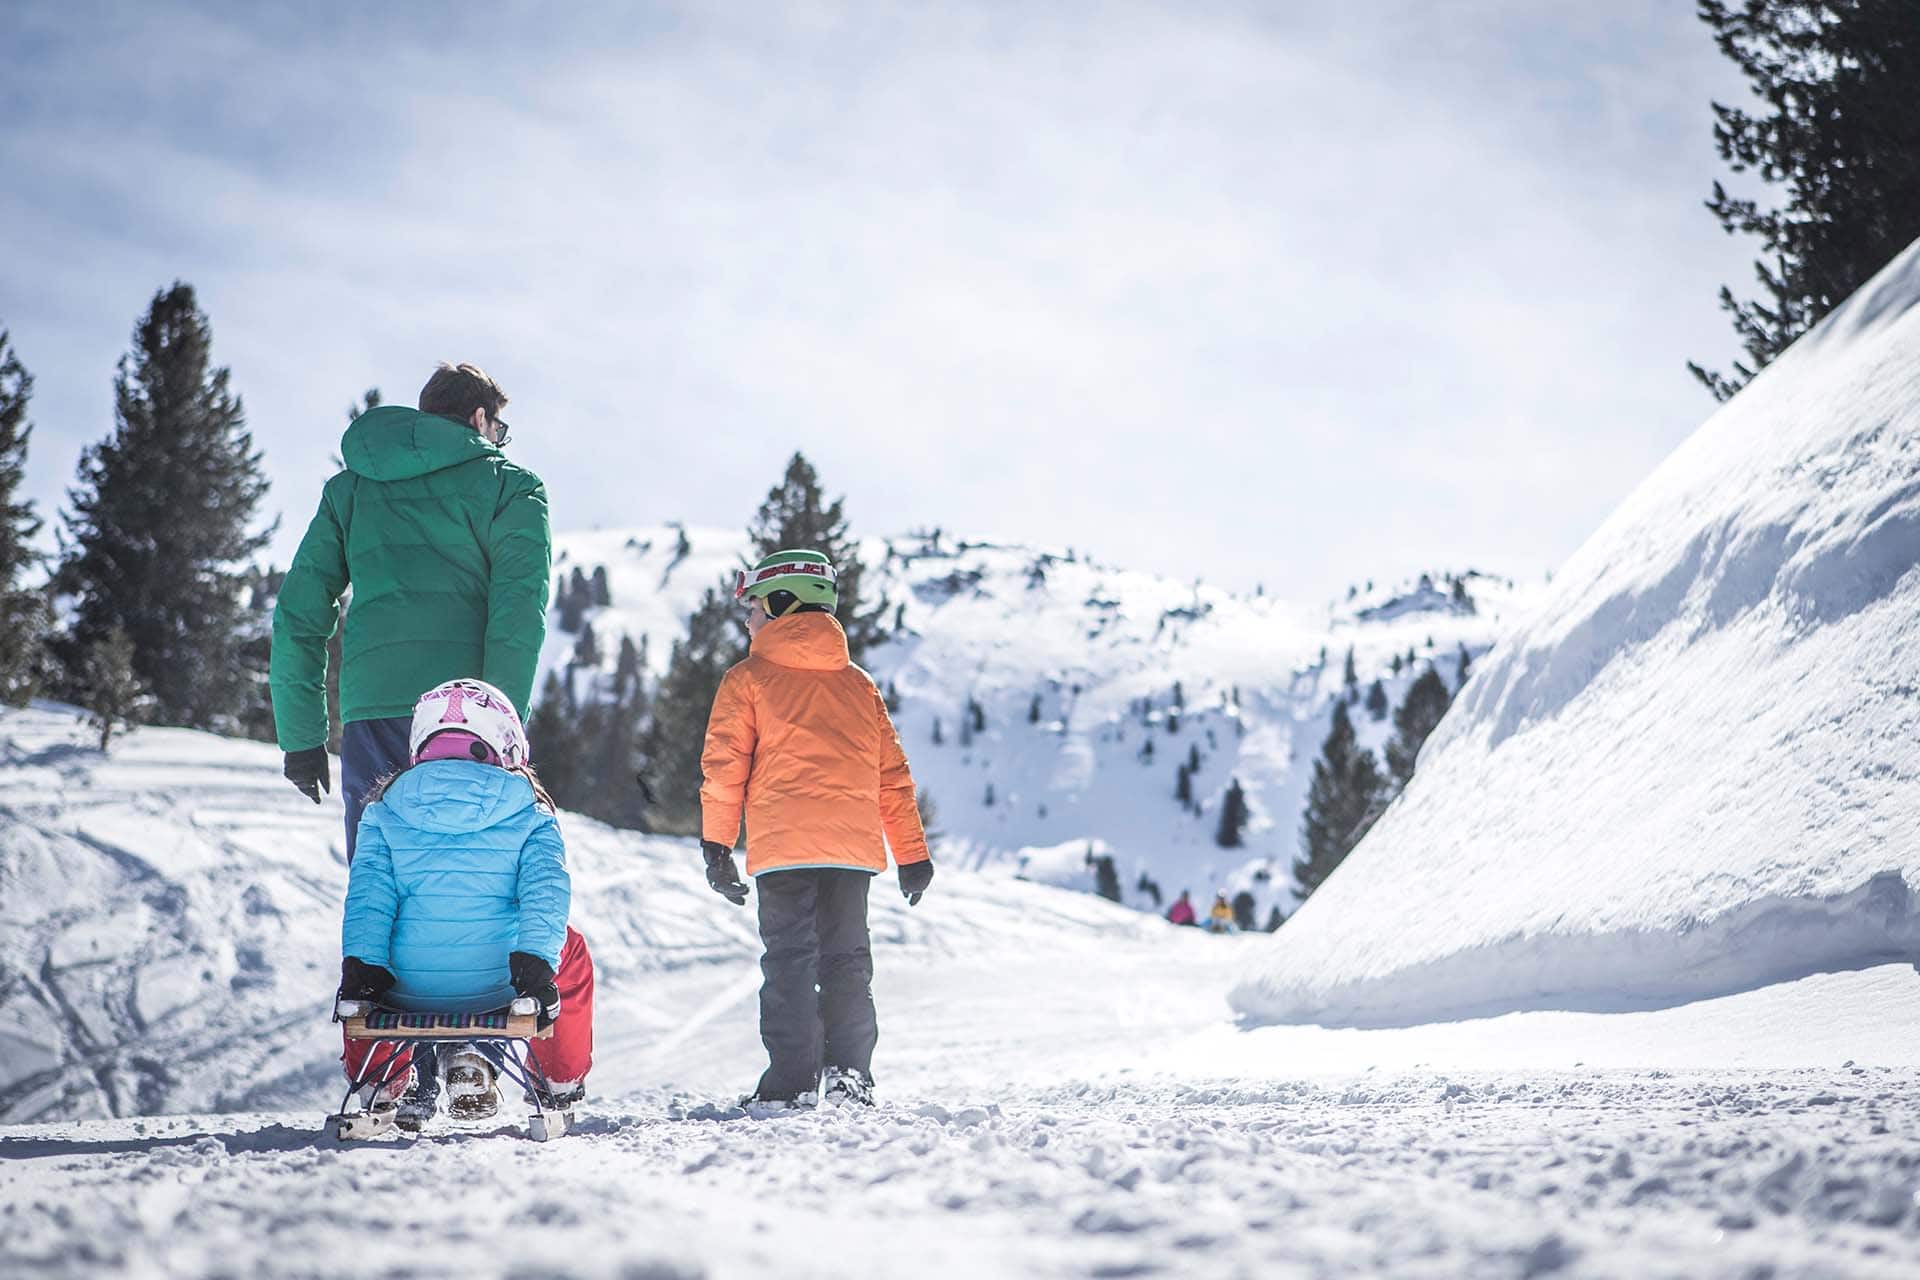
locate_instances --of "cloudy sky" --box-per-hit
[1,1,1757,602]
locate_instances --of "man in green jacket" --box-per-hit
[270,363,551,860]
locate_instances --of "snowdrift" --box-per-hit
[1232,238,1920,1027]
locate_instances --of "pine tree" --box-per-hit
[1364,678,1389,722]
[527,671,581,802]
[1386,665,1455,787]
[1265,905,1286,932]
[931,716,944,746]
[54,284,273,731]
[983,781,995,807]
[0,331,48,706]
[1456,641,1474,690]
[747,452,886,661]
[1342,646,1357,690]
[884,679,901,713]
[1231,891,1256,931]
[1294,702,1387,899]
[968,696,986,734]
[1175,762,1193,806]
[614,634,646,701]
[82,625,147,751]
[590,565,612,607]
[572,620,602,670]
[1028,693,1042,724]
[1215,777,1250,847]
[1092,852,1122,903]
[1690,0,1920,399]
[640,588,740,835]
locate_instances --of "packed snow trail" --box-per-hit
[8,1062,1920,1278]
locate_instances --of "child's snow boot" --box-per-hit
[822,1066,874,1107]
[445,1049,500,1121]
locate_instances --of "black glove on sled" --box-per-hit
[509,951,562,1030]
[284,746,330,804]
[702,841,749,906]
[339,956,396,1002]
[898,858,934,907]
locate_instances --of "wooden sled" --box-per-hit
[329,996,571,1142]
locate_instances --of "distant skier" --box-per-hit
[1207,892,1234,934]
[271,363,550,860]
[698,550,934,1107]
[1166,889,1197,927]
[337,679,594,1129]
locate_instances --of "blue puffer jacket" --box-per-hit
[341,761,570,1013]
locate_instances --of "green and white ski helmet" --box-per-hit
[734,549,838,612]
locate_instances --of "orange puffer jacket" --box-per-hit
[700,611,931,876]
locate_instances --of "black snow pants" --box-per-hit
[754,868,878,1101]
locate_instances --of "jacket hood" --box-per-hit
[379,760,537,833]
[751,610,850,671]
[341,405,501,482]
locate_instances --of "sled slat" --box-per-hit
[342,1012,549,1040]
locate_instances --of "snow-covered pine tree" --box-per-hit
[0,331,48,706]
[1294,701,1386,899]
[1215,777,1250,847]
[54,284,273,732]
[1689,0,1920,400]
[1175,762,1193,806]
[1364,678,1389,722]
[82,624,146,751]
[1385,664,1454,787]
[590,565,612,607]
[747,452,886,661]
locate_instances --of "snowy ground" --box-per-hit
[8,963,1920,1278]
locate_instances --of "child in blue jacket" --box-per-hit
[338,678,594,1126]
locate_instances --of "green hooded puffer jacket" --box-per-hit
[269,406,551,751]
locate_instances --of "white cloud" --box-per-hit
[1,0,1757,602]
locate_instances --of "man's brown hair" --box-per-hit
[418,362,508,425]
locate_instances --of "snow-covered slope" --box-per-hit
[1231,237,1920,1027]
[0,703,1203,1125]
[542,528,1529,920]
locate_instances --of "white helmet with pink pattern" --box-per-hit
[408,678,529,769]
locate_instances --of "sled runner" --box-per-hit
[329,996,572,1142]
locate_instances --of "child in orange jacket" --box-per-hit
[699,550,933,1106]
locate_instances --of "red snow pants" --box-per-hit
[341,927,597,1087]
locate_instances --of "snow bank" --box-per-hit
[1233,237,1920,1026]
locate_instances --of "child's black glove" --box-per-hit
[702,841,749,906]
[898,858,935,906]
[509,951,561,1029]
[284,746,330,804]
[338,956,395,1002]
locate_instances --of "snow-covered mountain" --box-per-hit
[538,528,1532,921]
[1231,236,1920,1028]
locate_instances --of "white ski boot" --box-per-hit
[444,1050,500,1121]
[822,1067,874,1108]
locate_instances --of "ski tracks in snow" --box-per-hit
[6,1068,1920,1279]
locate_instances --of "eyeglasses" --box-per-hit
[491,417,511,447]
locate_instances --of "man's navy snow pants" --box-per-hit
[754,868,878,1101]
[340,716,412,863]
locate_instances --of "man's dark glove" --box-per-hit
[339,956,396,1003]
[509,951,561,1030]
[898,858,935,907]
[284,746,330,804]
[702,840,749,906]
